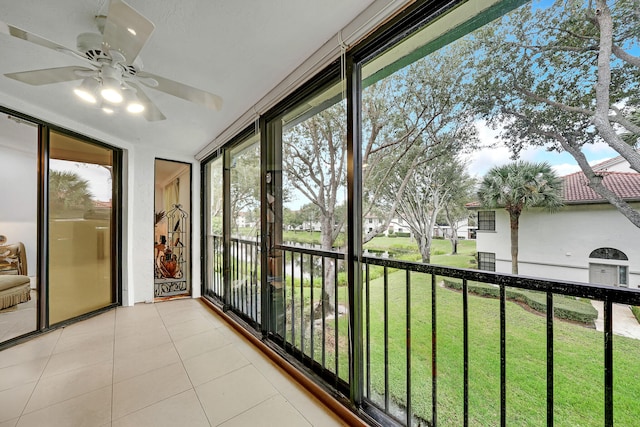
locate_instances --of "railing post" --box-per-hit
[546,291,554,427]
[604,298,613,427]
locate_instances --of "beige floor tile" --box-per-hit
[23,359,112,414]
[0,418,17,427]
[41,341,113,378]
[112,389,209,427]
[0,330,61,369]
[0,382,35,423]
[16,386,111,427]
[115,306,162,327]
[0,357,47,392]
[112,361,192,420]
[195,364,278,426]
[219,394,313,427]
[52,329,115,355]
[154,298,200,313]
[183,344,250,387]
[238,355,343,426]
[165,317,218,341]
[173,328,230,361]
[59,311,115,337]
[113,341,180,383]
[114,326,171,356]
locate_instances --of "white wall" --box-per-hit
[0,120,38,275]
[1,94,204,306]
[476,204,640,288]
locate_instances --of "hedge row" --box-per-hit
[442,279,598,324]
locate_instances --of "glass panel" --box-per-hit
[360,0,639,423]
[229,135,261,323]
[271,80,348,377]
[204,156,224,300]
[0,115,38,342]
[48,131,114,324]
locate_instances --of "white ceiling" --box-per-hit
[0,0,376,156]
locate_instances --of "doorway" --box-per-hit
[154,159,191,299]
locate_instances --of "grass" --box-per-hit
[264,234,639,425]
[365,270,640,426]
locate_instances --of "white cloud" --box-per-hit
[551,163,581,176]
[464,120,620,178]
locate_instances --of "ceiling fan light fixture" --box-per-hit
[73,78,99,104]
[100,77,123,103]
[127,101,145,113]
[122,86,145,113]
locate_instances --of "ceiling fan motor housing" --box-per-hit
[77,32,105,59]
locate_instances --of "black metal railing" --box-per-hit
[269,244,350,391]
[205,235,224,298]
[205,239,640,426]
[362,256,640,427]
[205,234,261,326]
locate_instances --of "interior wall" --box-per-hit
[0,123,38,276]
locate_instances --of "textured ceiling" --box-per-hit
[0,0,375,156]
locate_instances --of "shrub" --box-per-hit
[395,232,411,237]
[442,279,598,324]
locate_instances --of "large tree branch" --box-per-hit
[548,129,640,228]
[611,44,640,68]
[592,0,640,173]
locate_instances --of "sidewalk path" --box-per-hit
[591,300,640,340]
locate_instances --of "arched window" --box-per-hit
[589,247,628,261]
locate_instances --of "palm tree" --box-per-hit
[477,161,563,274]
[49,170,94,217]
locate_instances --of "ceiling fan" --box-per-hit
[1,0,223,121]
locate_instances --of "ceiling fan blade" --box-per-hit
[102,0,155,63]
[5,66,95,85]
[129,83,166,121]
[136,71,223,111]
[0,20,94,66]
[0,20,78,54]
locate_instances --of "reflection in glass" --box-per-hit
[48,132,114,324]
[204,156,224,300]
[0,116,38,342]
[276,85,349,376]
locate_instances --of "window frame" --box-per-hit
[477,210,496,231]
[478,251,496,271]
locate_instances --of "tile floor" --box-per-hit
[0,298,347,426]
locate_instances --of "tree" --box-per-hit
[469,0,640,227]
[283,100,347,310]
[477,161,563,274]
[439,168,476,255]
[49,170,93,217]
[379,150,471,263]
[362,43,479,243]
[230,144,261,236]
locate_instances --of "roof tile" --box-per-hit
[563,172,640,202]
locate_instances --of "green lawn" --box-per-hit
[276,234,640,426]
[365,270,640,426]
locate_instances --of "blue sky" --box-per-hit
[465,120,619,178]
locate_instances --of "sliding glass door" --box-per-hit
[48,131,116,324]
[0,115,38,343]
